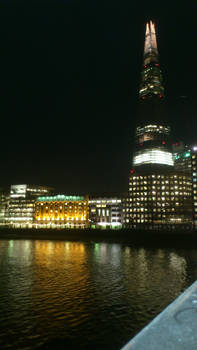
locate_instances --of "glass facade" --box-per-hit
[133,149,174,166]
[5,184,53,228]
[133,22,173,170]
[124,22,193,229]
[173,143,197,228]
[140,21,164,99]
[139,64,164,98]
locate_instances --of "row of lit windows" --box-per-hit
[131,175,187,180]
[38,206,85,210]
[125,202,187,208]
[129,183,191,188]
[36,206,87,211]
[125,208,189,216]
[36,217,86,221]
[130,180,191,185]
[136,125,170,137]
[125,219,180,223]
[7,213,33,217]
[129,186,191,191]
[129,193,191,198]
[89,200,121,204]
[125,213,182,217]
[125,207,191,213]
[38,202,87,206]
[37,206,86,210]
[124,207,184,213]
[126,200,190,205]
[130,179,190,183]
[129,188,191,193]
[124,201,191,207]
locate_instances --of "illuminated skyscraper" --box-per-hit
[133,21,174,170]
[123,21,192,229]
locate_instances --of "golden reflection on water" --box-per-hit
[34,240,86,265]
[32,240,90,332]
[0,239,196,349]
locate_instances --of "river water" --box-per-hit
[0,239,197,349]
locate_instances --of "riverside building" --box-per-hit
[89,197,122,229]
[173,143,197,228]
[5,184,53,228]
[0,188,9,225]
[123,21,193,229]
[34,195,89,228]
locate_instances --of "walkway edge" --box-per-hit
[121,280,197,350]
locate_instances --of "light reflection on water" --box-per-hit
[0,239,196,350]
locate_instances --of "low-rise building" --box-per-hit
[89,197,122,229]
[35,194,89,228]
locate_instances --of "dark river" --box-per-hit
[0,239,197,350]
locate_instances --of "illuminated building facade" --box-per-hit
[191,148,197,228]
[140,21,164,98]
[35,195,89,228]
[0,188,9,225]
[124,21,193,229]
[124,173,192,228]
[133,21,174,170]
[89,197,122,229]
[173,143,197,227]
[5,184,53,228]
[172,142,192,174]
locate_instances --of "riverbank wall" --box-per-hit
[0,228,197,248]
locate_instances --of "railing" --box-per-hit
[121,280,197,350]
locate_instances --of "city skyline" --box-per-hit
[0,2,197,194]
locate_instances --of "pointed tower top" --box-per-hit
[139,20,164,99]
[144,20,158,65]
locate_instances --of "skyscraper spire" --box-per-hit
[132,21,174,169]
[144,20,158,61]
[139,20,164,99]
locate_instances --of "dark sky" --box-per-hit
[0,1,197,194]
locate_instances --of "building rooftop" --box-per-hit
[36,195,85,202]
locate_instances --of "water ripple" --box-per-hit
[0,239,196,349]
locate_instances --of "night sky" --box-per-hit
[0,1,197,194]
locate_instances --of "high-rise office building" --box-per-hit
[173,143,197,228]
[123,21,193,229]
